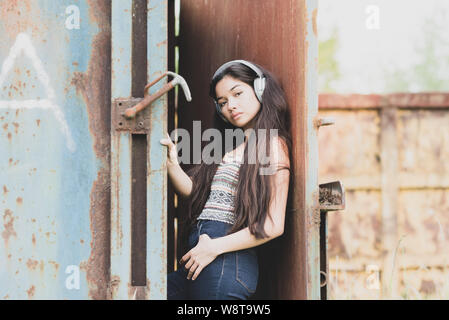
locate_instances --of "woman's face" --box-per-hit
[215,75,261,130]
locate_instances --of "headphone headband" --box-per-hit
[212,59,264,80]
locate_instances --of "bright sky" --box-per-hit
[318,0,449,93]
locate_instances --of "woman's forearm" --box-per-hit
[211,222,283,255]
[167,161,193,199]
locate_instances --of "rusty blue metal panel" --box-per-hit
[110,131,133,299]
[111,1,133,99]
[110,0,133,299]
[109,0,168,300]
[146,0,168,300]
[0,0,102,299]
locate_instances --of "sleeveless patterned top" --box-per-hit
[197,150,244,225]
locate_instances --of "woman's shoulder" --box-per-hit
[270,136,290,168]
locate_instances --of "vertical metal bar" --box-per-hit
[130,0,148,292]
[131,134,147,286]
[111,0,133,300]
[132,0,148,98]
[380,106,399,298]
[146,0,168,300]
[320,211,328,300]
[167,0,177,275]
[305,0,320,300]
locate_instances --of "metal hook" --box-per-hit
[123,71,192,119]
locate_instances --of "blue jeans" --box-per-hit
[167,219,259,300]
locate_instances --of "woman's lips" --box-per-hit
[232,112,242,120]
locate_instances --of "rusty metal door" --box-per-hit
[176,0,320,299]
[0,0,168,300]
[110,0,168,300]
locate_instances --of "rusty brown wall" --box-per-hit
[84,0,112,300]
[177,0,312,299]
[318,93,449,299]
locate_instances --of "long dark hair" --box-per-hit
[185,62,293,239]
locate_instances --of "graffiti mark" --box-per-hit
[0,33,76,152]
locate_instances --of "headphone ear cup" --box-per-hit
[253,77,266,102]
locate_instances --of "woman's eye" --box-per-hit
[219,101,226,108]
[235,92,242,97]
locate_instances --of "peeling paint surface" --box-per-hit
[0,0,109,299]
[318,94,449,299]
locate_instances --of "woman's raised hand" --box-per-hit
[160,132,193,198]
[160,132,179,166]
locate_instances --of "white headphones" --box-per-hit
[212,60,266,123]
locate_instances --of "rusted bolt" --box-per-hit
[314,116,335,128]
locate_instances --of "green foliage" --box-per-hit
[411,17,448,91]
[382,11,449,93]
[318,28,341,93]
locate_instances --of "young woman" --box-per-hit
[160,60,292,300]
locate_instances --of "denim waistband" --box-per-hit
[195,219,233,239]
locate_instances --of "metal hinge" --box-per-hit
[112,98,150,133]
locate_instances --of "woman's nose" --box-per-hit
[227,97,238,110]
